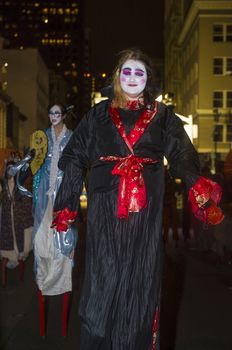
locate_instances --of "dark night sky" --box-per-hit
[84,1,164,74]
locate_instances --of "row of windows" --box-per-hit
[213,91,232,108]
[41,39,71,46]
[42,8,78,15]
[214,124,232,142]
[213,57,232,75]
[213,24,232,42]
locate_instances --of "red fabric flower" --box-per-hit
[52,207,78,232]
[188,176,224,225]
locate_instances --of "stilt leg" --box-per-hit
[62,292,69,337]
[1,258,8,286]
[38,290,46,337]
[18,259,25,281]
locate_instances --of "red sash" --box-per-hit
[100,102,158,218]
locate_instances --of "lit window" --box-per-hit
[43,8,48,14]
[72,9,78,14]
[58,8,64,15]
[213,91,232,108]
[213,24,232,42]
[226,58,232,74]
[213,57,232,75]
[213,91,223,108]
[227,91,232,108]
[213,58,223,75]
[226,25,232,42]
[34,3,39,7]
[65,9,71,15]
[226,125,232,142]
[50,8,56,15]
[64,17,71,23]
[213,24,223,41]
[213,125,223,142]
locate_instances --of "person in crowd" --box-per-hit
[32,103,77,296]
[0,160,33,282]
[163,168,179,247]
[52,48,224,350]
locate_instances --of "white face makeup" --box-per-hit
[48,105,63,126]
[120,59,147,99]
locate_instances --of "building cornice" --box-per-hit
[178,1,232,45]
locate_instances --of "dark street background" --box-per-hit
[1,218,232,350]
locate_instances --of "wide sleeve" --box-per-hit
[53,111,92,213]
[163,106,224,225]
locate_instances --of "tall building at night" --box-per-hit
[164,0,232,167]
[0,0,85,114]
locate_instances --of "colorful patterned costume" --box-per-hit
[33,125,77,295]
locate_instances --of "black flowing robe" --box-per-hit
[54,100,200,350]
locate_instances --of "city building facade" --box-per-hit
[0,47,49,150]
[164,0,232,168]
[0,0,84,111]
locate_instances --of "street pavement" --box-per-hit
[0,223,232,350]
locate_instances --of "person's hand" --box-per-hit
[51,207,78,232]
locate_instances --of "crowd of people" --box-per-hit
[162,162,232,264]
[0,48,229,349]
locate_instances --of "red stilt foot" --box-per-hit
[62,292,70,337]
[18,259,25,281]
[1,258,8,286]
[38,290,46,337]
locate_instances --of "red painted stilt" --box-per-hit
[62,292,69,337]
[38,290,45,337]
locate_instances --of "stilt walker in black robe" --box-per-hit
[53,49,224,350]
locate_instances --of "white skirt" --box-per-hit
[34,198,73,295]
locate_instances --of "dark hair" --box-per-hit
[47,103,66,115]
[111,48,156,108]
[4,160,16,179]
